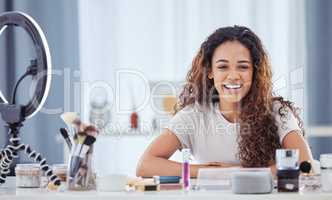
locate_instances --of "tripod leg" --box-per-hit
[0,147,17,184]
[23,144,61,186]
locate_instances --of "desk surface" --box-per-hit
[1,177,332,200]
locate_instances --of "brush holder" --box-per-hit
[67,144,96,190]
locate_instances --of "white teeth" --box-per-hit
[224,84,242,89]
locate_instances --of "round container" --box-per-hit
[97,174,127,192]
[53,164,68,182]
[320,154,332,192]
[15,164,41,188]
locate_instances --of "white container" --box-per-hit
[15,164,41,188]
[97,174,127,192]
[320,154,332,192]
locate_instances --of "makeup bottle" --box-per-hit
[276,149,300,192]
[130,109,138,129]
[182,148,190,191]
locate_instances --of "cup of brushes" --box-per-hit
[61,112,98,190]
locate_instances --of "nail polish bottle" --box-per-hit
[182,148,190,191]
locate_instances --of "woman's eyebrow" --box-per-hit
[237,60,251,63]
[216,59,229,63]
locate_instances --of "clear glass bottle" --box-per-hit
[320,154,332,192]
[299,161,321,193]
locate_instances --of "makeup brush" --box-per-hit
[61,112,79,125]
[79,135,96,156]
[59,128,72,150]
[84,125,99,137]
[60,112,82,136]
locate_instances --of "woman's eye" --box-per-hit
[238,65,249,70]
[217,65,228,70]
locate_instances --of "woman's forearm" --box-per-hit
[136,156,183,177]
[136,156,239,178]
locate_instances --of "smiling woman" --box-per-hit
[136,25,313,177]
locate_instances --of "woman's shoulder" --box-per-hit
[271,97,295,116]
[271,97,302,143]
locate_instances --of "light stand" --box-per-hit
[0,11,60,186]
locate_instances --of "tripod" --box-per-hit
[0,11,62,187]
[0,107,60,186]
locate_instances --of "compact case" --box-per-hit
[231,170,273,194]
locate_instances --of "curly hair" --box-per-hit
[176,25,304,167]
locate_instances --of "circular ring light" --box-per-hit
[0,11,52,119]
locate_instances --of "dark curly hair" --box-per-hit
[176,25,304,167]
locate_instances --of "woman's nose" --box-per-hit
[226,70,240,80]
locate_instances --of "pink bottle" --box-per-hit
[182,148,190,191]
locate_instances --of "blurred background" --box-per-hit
[0,0,331,176]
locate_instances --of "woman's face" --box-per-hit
[209,40,254,104]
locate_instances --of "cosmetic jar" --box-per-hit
[320,154,332,192]
[276,149,300,192]
[97,174,127,192]
[15,164,41,188]
[53,164,68,182]
[231,170,273,194]
[299,161,321,193]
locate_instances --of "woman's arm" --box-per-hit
[136,129,236,178]
[269,130,313,174]
[136,129,182,177]
[281,130,313,161]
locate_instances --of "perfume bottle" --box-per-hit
[299,161,321,193]
[182,148,191,191]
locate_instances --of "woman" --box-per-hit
[136,25,313,177]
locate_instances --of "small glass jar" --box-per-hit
[320,154,332,192]
[299,174,321,193]
[15,164,41,188]
[53,164,68,182]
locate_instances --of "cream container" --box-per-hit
[15,164,41,188]
[53,164,67,182]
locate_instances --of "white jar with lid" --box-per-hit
[15,164,41,188]
[320,154,332,192]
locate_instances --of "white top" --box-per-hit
[167,101,301,164]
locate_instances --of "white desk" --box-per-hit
[1,177,332,200]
